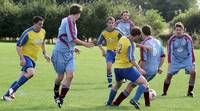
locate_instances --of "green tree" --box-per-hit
[129,0,198,21]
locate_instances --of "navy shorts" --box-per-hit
[114,67,141,82]
[106,50,116,63]
[21,56,36,72]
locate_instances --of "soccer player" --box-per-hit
[1,16,50,101]
[51,4,94,108]
[162,22,196,97]
[97,16,122,88]
[113,25,165,107]
[114,10,135,36]
[106,27,148,109]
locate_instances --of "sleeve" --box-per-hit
[118,31,123,38]
[16,32,28,46]
[159,41,165,57]
[97,32,105,45]
[128,43,135,62]
[140,47,147,61]
[187,36,195,62]
[160,46,165,57]
[129,20,135,29]
[66,17,77,42]
[114,20,120,27]
[167,39,173,63]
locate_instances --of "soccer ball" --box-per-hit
[149,89,157,101]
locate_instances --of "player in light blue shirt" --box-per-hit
[162,22,196,97]
[113,25,165,107]
[114,10,134,36]
[51,4,94,108]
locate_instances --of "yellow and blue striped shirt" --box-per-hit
[97,29,122,51]
[114,36,135,68]
[17,27,46,61]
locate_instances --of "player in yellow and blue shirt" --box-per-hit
[113,25,166,107]
[2,16,50,101]
[97,16,122,88]
[106,27,148,109]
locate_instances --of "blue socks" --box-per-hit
[107,73,112,86]
[132,85,146,102]
[107,89,117,105]
[5,76,28,96]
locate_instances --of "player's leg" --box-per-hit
[187,65,196,97]
[3,56,35,100]
[51,50,66,102]
[130,76,148,109]
[124,67,148,109]
[59,71,73,103]
[105,50,115,88]
[162,74,173,96]
[106,80,123,106]
[113,82,136,106]
[143,74,156,106]
[58,58,75,107]
[106,68,123,106]
[106,62,113,88]
[162,65,178,96]
[54,74,64,100]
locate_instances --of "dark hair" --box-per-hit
[142,25,151,36]
[70,4,82,15]
[121,10,130,16]
[33,16,44,23]
[175,22,184,29]
[130,26,141,36]
[106,16,115,22]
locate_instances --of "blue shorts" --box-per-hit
[51,50,74,74]
[114,67,141,82]
[106,50,116,63]
[144,74,156,82]
[168,63,194,75]
[21,56,36,72]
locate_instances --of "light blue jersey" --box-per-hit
[140,37,165,76]
[167,34,195,75]
[114,19,134,36]
[51,15,77,74]
[168,34,195,64]
[53,15,77,52]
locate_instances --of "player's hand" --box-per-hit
[102,51,106,57]
[157,68,163,74]
[75,48,80,54]
[85,42,94,48]
[144,46,153,52]
[20,59,26,66]
[44,55,51,62]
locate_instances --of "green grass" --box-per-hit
[0,42,199,111]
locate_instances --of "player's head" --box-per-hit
[142,25,152,36]
[130,26,142,42]
[121,10,130,21]
[33,16,44,32]
[70,4,82,21]
[175,22,184,36]
[106,16,115,29]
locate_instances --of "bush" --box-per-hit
[171,8,200,34]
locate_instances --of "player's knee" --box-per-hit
[107,68,112,73]
[57,76,64,82]
[67,74,74,79]
[190,69,196,75]
[166,75,173,81]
